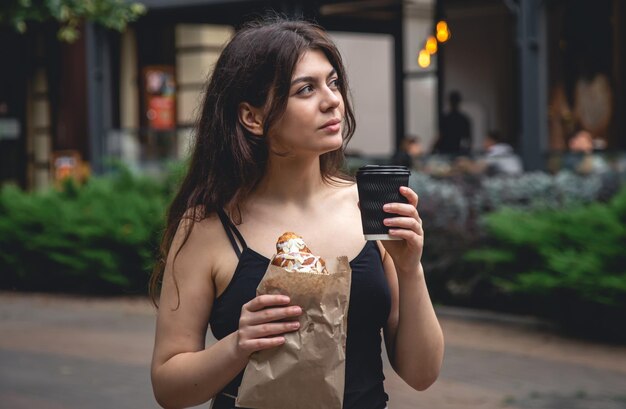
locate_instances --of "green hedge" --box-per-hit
[2,162,625,340]
[408,171,622,306]
[0,166,174,294]
[465,186,626,340]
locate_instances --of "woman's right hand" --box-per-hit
[236,295,302,357]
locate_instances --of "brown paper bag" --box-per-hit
[235,256,352,409]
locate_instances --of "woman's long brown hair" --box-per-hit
[149,17,357,307]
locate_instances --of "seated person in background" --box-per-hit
[568,128,594,154]
[566,128,609,174]
[481,130,523,176]
[392,136,423,169]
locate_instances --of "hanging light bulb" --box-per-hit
[425,35,438,54]
[418,49,431,68]
[436,20,451,43]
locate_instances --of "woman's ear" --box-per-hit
[238,102,264,136]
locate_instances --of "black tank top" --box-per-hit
[209,210,391,409]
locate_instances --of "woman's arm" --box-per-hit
[380,187,444,391]
[151,216,301,409]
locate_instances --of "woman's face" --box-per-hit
[268,49,345,157]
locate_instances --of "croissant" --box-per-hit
[271,232,329,275]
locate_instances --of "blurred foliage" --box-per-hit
[410,172,469,228]
[1,158,625,340]
[408,170,622,307]
[0,163,181,294]
[0,0,146,42]
[474,171,619,213]
[465,185,626,340]
[408,172,474,299]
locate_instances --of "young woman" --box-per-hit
[150,17,444,409]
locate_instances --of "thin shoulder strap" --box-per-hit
[216,209,248,258]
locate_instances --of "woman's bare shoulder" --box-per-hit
[176,207,222,242]
[168,207,231,272]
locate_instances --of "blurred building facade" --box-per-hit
[441,0,626,170]
[1,0,625,189]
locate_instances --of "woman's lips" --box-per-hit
[321,123,341,133]
[320,119,341,133]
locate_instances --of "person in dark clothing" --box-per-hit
[435,90,472,155]
[149,17,444,409]
[151,19,444,409]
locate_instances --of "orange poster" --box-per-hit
[143,66,176,130]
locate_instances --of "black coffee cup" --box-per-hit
[356,165,411,241]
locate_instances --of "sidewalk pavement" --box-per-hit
[1,292,625,409]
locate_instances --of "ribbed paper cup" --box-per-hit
[356,165,411,241]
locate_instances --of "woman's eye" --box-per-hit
[297,85,314,95]
[329,78,340,89]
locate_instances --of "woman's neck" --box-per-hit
[253,155,327,207]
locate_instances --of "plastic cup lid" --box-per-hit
[356,165,410,175]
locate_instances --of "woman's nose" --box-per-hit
[320,87,341,111]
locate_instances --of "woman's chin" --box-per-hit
[319,141,343,155]
[321,133,344,151]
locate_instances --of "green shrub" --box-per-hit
[409,172,469,228]
[407,173,474,301]
[0,166,172,294]
[402,170,622,305]
[465,186,626,340]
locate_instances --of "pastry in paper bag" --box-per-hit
[236,232,352,409]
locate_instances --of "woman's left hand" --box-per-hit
[381,186,423,275]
